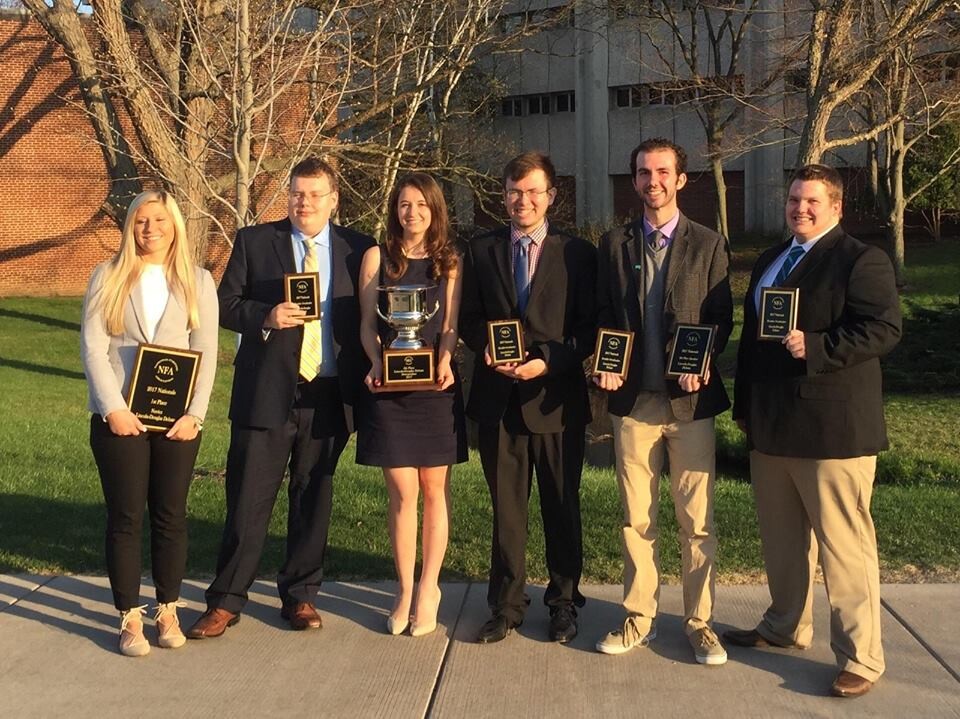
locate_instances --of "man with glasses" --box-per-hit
[593,138,733,665]
[460,152,597,644]
[188,157,374,638]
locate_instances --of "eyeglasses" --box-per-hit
[505,188,552,201]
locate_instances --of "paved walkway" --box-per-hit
[1,576,957,718]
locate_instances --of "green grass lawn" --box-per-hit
[1,239,959,582]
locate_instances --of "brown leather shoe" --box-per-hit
[281,602,322,630]
[831,671,874,698]
[722,628,788,648]
[185,608,239,639]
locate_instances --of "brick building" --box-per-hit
[0,13,132,296]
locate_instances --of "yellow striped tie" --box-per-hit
[298,240,322,381]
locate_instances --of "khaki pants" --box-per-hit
[750,451,885,682]
[611,392,717,635]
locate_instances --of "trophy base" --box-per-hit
[376,348,438,392]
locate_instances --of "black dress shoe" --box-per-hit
[723,627,793,648]
[477,615,519,644]
[548,607,578,643]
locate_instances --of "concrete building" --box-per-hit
[481,0,798,237]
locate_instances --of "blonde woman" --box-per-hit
[80,191,218,656]
[356,173,467,637]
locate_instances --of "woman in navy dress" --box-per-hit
[357,173,467,637]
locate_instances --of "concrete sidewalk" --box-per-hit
[1,576,957,718]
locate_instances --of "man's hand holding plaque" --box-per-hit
[666,324,716,384]
[487,319,525,366]
[284,272,321,320]
[758,287,799,341]
[126,344,201,432]
[593,328,634,378]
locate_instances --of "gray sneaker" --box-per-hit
[689,626,728,665]
[595,617,657,655]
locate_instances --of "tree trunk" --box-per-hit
[882,124,907,287]
[23,0,141,226]
[709,154,729,239]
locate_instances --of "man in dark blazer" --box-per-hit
[187,157,374,638]
[724,164,901,697]
[460,152,597,644]
[593,138,733,665]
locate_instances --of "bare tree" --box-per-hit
[22,0,511,259]
[624,0,787,238]
[792,0,953,166]
[861,11,960,282]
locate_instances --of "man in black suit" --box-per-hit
[724,165,901,697]
[593,138,733,665]
[187,157,373,637]
[460,152,597,644]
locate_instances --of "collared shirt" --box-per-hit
[292,223,337,378]
[753,223,838,312]
[642,211,680,248]
[510,219,548,284]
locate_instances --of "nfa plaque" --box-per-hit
[592,328,634,378]
[284,272,320,320]
[487,319,525,366]
[126,344,201,431]
[758,287,799,341]
[665,324,716,378]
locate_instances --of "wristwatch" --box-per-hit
[189,415,204,431]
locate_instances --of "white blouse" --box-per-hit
[136,263,170,342]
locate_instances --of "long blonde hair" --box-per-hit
[96,191,199,336]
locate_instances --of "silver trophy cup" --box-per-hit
[376,284,440,349]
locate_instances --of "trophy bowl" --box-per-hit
[376,284,439,350]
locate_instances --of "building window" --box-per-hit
[944,54,960,81]
[785,67,809,93]
[500,91,575,117]
[501,97,522,117]
[612,85,648,108]
[528,95,551,115]
[555,91,575,112]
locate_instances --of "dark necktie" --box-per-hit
[515,236,532,314]
[648,229,665,250]
[773,246,805,286]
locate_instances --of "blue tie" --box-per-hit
[515,236,532,314]
[773,246,805,286]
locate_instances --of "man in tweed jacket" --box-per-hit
[593,138,733,665]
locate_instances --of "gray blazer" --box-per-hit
[596,214,733,422]
[80,261,219,420]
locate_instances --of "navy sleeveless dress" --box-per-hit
[355,258,468,467]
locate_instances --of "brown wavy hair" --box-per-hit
[384,173,457,281]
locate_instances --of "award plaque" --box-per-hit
[592,328,634,378]
[375,284,440,391]
[665,324,716,378]
[284,272,320,320]
[487,319,525,366]
[126,344,201,431]
[758,287,799,341]
[382,349,436,387]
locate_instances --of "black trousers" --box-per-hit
[206,377,349,614]
[89,416,201,611]
[477,394,586,624]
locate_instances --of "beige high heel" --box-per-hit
[386,593,412,635]
[410,588,441,637]
[386,613,409,635]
